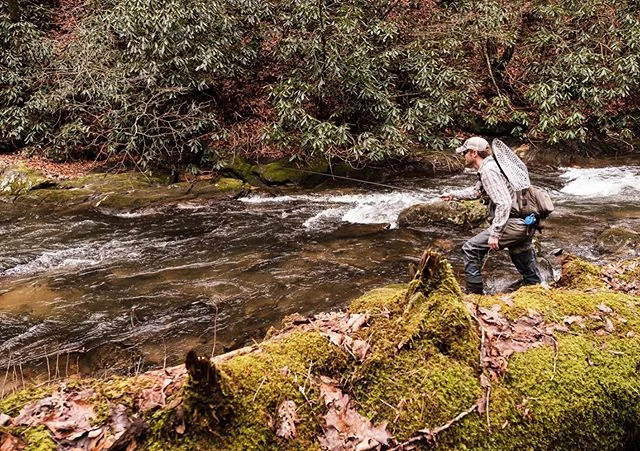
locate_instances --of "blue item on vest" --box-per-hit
[524,213,536,226]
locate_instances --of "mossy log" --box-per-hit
[2,252,640,450]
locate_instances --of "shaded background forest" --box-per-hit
[2,0,640,171]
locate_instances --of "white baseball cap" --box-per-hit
[455,137,490,154]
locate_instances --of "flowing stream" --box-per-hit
[1,163,640,390]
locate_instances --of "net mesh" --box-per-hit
[491,139,531,190]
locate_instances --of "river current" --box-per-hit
[1,164,640,390]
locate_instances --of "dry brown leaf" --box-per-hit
[346,313,370,333]
[479,373,491,388]
[0,414,11,427]
[351,340,371,362]
[138,387,165,411]
[0,432,24,451]
[563,315,584,325]
[275,400,298,439]
[604,318,615,333]
[14,390,97,441]
[598,303,613,314]
[323,331,344,346]
[320,382,343,407]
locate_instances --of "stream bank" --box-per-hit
[1,251,639,450]
[1,151,639,405]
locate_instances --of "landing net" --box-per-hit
[491,139,531,190]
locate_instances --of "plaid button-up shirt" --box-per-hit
[448,156,517,239]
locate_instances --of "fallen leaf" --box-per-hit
[275,400,298,439]
[319,382,343,407]
[0,414,11,427]
[563,316,583,325]
[0,432,24,451]
[361,420,392,447]
[604,318,615,333]
[598,303,613,314]
[351,340,371,362]
[322,331,344,346]
[346,313,370,333]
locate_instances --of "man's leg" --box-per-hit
[502,220,542,286]
[509,244,541,285]
[461,230,491,294]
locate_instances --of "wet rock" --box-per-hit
[257,157,329,184]
[397,200,486,229]
[2,171,247,213]
[0,164,55,196]
[596,227,640,255]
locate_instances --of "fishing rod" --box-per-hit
[293,168,432,194]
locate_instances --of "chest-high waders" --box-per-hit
[461,178,541,294]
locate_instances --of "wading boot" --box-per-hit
[466,281,484,295]
[510,249,541,285]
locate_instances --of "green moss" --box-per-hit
[224,157,260,183]
[350,253,480,441]
[210,177,245,192]
[0,386,52,417]
[21,426,57,451]
[438,335,640,450]
[397,200,487,229]
[215,332,346,450]
[355,340,482,441]
[348,284,408,315]
[0,164,52,196]
[258,161,307,184]
[143,332,346,450]
[557,254,607,290]
[478,285,640,336]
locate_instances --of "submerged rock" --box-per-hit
[1,252,640,450]
[597,226,640,255]
[397,199,487,229]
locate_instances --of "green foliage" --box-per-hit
[0,0,639,167]
[0,6,51,150]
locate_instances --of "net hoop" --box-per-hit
[491,139,531,190]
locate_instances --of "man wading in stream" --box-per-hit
[440,136,541,294]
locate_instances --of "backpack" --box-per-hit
[516,185,555,220]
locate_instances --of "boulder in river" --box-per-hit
[0,164,53,196]
[596,226,640,255]
[0,164,247,212]
[2,252,640,450]
[397,199,487,229]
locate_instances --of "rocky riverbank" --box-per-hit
[1,250,639,450]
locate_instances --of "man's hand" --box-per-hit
[488,236,500,250]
